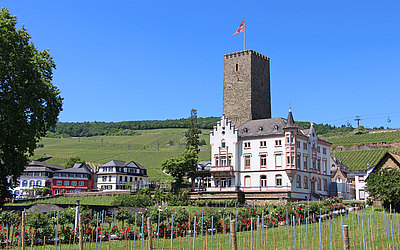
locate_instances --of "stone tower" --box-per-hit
[222,49,271,127]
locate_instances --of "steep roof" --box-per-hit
[284,108,297,129]
[28,161,64,170]
[101,160,146,169]
[238,118,304,138]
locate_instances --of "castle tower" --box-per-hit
[222,50,271,127]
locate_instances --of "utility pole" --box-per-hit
[354,116,362,128]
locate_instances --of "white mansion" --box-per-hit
[206,109,331,201]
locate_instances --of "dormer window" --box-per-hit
[274,125,279,131]
[243,128,248,133]
[258,126,263,131]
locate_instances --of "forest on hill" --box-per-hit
[47,117,357,138]
[47,117,356,138]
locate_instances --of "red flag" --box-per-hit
[233,20,245,35]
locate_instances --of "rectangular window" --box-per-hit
[275,154,282,167]
[304,177,308,189]
[359,190,365,200]
[317,159,321,170]
[303,143,307,150]
[119,176,122,181]
[64,181,70,186]
[323,147,327,154]
[244,142,251,149]
[228,156,232,166]
[260,155,267,167]
[56,180,62,186]
[296,154,301,169]
[71,181,77,186]
[108,176,112,182]
[79,181,84,186]
[359,176,364,183]
[221,156,227,166]
[215,157,219,166]
[296,141,301,148]
[275,140,282,147]
[323,160,327,173]
[244,156,251,169]
[260,141,267,147]
[102,176,107,182]
[317,146,320,153]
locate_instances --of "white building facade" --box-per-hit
[97,160,148,191]
[208,110,331,201]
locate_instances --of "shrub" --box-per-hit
[112,194,153,207]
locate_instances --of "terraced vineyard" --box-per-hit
[332,148,400,171]
[324,130,400,149]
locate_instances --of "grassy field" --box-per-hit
[33,128,211,181]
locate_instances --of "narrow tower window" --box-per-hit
[235,64,239,71]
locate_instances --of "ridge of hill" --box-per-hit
[49,118,355,138]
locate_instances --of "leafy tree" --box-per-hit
[185,109,200,152]
[161,146,198,190]
[65,156,83,168]
[366,168,400,210]
[0,8,63,207]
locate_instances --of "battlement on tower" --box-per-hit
[224,49,270,61]
[223,49,271,127]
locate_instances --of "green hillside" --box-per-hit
[324,130,400,149]
[332,148,400,172]
[33,128,211,182]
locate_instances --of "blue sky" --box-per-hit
[3,1,400,128]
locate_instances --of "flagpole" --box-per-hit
[243,19,246,51]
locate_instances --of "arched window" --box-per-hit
[221,140,226,148]
[323,179,328,191]
[260,175,267,187]
[276,174,282,187]
[304,176,308,189]
[22,180,28,187]
[36,180,42,187]
[29,180,35,187]
[296,175,301,188]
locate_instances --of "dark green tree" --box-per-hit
[185,109,200,152]
[0,8,63,207]
[185,109,201,187]
[65,156,83,168]
[161,146,198,190]
[366,168,400,210]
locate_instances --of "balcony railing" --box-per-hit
[205,185,292,192]
[210,166,233,172]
